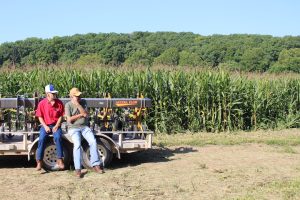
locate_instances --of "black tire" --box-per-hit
[82,138,113,169]
[36,139,71,171]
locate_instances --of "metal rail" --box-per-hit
[0,97,152,108]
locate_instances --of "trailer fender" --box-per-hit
[27,134,73,161]
[28,134,121,160]
[97,134,121,159]
[28,138,39,161]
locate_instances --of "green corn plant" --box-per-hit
[0,67,299,133]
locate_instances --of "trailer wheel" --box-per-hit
[82,138,113,169]
[37,140,71,171]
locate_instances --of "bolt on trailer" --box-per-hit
[0,94,153,170]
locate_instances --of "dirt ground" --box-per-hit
[1,144,300,200]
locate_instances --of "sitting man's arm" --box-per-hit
[38,117,51,133]
[67,113,85,123]
[65,100,88,124]
[52,116,63,133]
[76,103,88,118]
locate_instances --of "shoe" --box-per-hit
[93,165,104,174]
[75,169,82,178]
[100,165,105,172]
[36,160,42,171]
[57,159,65,170]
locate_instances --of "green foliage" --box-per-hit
[154,131,300,147]
[0,68,299,133]
[99,33,131,65]
[75,54,103,66]
[269,63,292,73]
[124,49,152,66]
[178,50,203,67]
[218,61,241,71]
[0,32,300,73]
[279,48,300,67]
[240,48,271,71]
[269,48,300,73]
[154,48,179,66]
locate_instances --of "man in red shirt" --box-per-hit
[35,84,65,171]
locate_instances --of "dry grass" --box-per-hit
[154,129,300,147]
[1,129,300,199]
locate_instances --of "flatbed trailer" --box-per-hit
[0,96,153,170]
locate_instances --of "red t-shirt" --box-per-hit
[35,98,64,125]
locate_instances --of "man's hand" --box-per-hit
[52,125,59,133]
[70,96,88,119]
[80,113,88,118]
[44,125,51,133]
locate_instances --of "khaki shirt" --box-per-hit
[65,99,89,129]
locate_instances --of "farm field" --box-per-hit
[0,2,299,200]
[1,129,300,200]
[1,67,299,133]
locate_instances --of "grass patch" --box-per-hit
[237,179,300,200]
[281,146,298,154]
[153,129,300,147]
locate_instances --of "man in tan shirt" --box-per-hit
[65,87,104,178]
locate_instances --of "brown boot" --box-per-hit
[93,165,104,174]
[36,160,42,171]
[57,159,65,170]
[75,169,82,178]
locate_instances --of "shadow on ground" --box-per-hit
[109,146,198,169]
[0,146,197,170]
[0,156,36,168]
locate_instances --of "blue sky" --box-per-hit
[0,0,299,44]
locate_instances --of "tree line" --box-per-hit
[0,32,299,72]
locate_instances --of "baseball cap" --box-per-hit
[45,84,58,94]
[69,87,82,97]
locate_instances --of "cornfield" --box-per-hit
[0,67,299,133]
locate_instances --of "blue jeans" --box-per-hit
[36,125,64,161]
[68,126,101,170]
